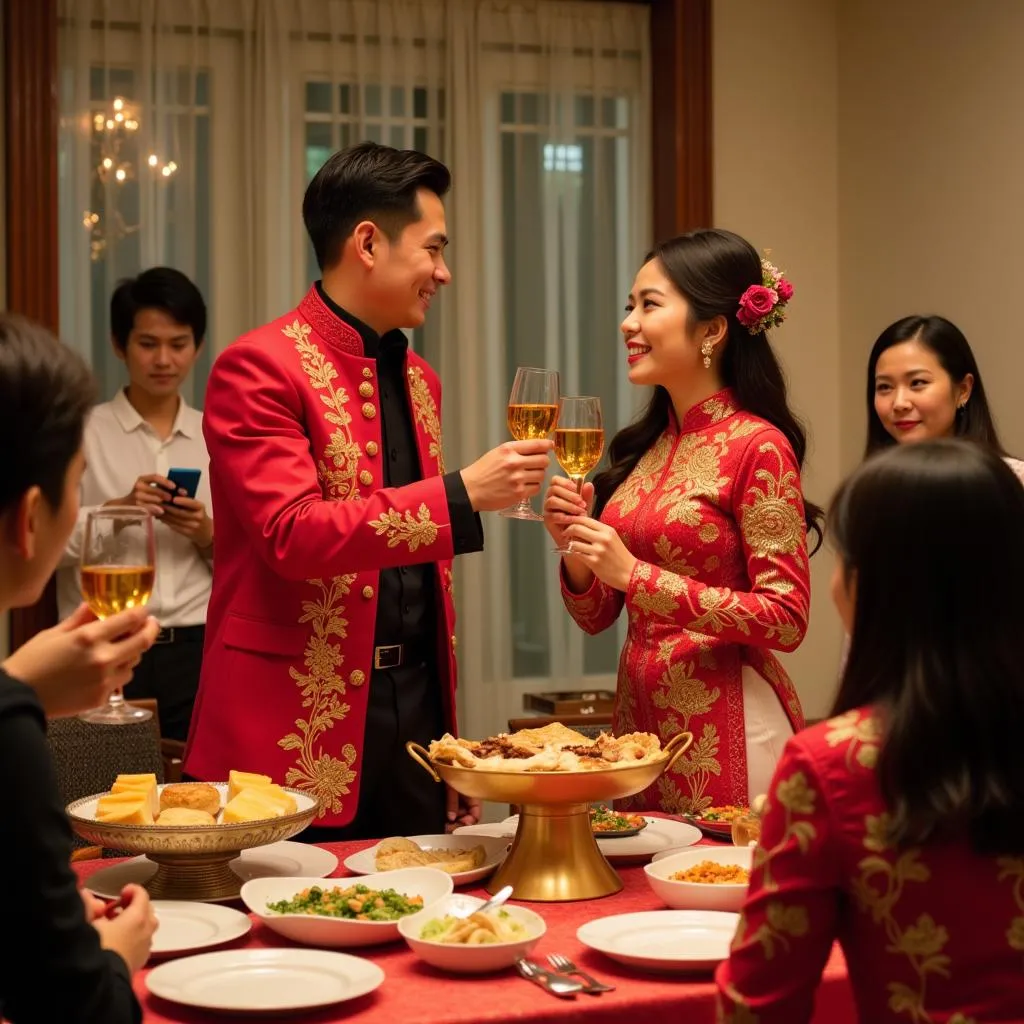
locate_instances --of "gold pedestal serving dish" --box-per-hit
[67,783,319,901]
[406,731,692,902]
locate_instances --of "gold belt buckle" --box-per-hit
[374,644,403,670]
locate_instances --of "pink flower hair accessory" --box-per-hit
[737,255,794,336]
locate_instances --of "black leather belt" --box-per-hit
[373,638,430,670]
[154,624,206,645]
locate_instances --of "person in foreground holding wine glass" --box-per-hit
[0,314,159,1023]
[718,440,1024,1024]
[543,229,822,814]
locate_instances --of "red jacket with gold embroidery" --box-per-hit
[183,287,457,826]
[716,708,1024,1024]
[561,390,809,813]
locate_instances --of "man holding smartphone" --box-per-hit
[56,267,212,742]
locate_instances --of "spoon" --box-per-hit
[453,884,513,919]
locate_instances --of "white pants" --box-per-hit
[742,666,794,801]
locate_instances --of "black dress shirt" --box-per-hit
[0,670,141,1023]
[315,283,483,654]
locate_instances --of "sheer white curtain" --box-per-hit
[57,0,651,740]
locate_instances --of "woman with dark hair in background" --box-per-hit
[718,440,1024,1023]
[543,229,823,813]
[866,313,1024,479]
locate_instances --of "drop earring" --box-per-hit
[701,341,713,369]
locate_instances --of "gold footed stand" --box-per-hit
[144,853,243,902]
[407,730,692,902]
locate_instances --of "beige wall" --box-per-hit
[714,0,844,718]
[715,0,1024,717]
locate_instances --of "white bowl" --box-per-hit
[643,845,753,912]
[398,893,546,973]
[239,868,453,948]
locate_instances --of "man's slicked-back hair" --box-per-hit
[0,314,96,514]
[303,140,451,271]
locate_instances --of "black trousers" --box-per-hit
[123,626,204,742]
[298,658,447,843]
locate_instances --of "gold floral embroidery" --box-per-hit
[651,659,722,814]
[407,365,445,473]
[825,709,882,770]
[370,503,438,551]
[442,567,454,599]
[287,321,361,501]
[652,534,698,577]
[606,432,674,517]
[997,858,1024,954]
[701,395,737,423]
[852,814,952,1022]
[757,770,818,890]
[717,980,760,1023]
[740,441,803,558]
[278,575,359,816]
[747,901,810,959]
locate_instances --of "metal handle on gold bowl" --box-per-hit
[663,730,694,772]
[405,741,441,783]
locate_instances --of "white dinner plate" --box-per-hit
[149,901,252,957]
[471,815,702,861]
[146,948,384,1014]
[577,909,740,973]
[84,841,339,901]
[342,834,509,886]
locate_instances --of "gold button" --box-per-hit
[362,586,374,599]
[358,381,374,399]
[362,367,373,379]
[366,441,379,457]
[361,402,376,419]
[450,634,457,651]
[359,470,373,486]
[350,670,366,687]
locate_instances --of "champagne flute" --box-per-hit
[552,396,605,553]
[499,366,560,521]
[78,507,156,725]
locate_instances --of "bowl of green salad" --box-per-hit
[398,893,546,973]
[239,867,454,947]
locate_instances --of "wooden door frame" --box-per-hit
[3,0,712,648]
[4,0,60,650]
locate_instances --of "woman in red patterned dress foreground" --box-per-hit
[543,229,822,814]
[717,440,1024,1024]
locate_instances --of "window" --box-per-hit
[496,91,636,679]
[302,81,445,358]
[59,63,213,405]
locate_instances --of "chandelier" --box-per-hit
[83,96,179,262]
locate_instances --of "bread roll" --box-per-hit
[160,783,221,818]
[157,806,216,827]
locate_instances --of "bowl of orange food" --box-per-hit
[643,846,753,912]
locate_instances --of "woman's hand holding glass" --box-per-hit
[543,476,594,551]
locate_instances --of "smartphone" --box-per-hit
[165,467,202,501]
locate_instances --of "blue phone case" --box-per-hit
[166,468,202,500]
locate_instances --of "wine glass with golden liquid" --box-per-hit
[499,366,560,521]
[78,507,156,725]
[552,395,605,553]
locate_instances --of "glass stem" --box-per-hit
[108,687,125,707]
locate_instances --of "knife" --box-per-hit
[515,958,584,998]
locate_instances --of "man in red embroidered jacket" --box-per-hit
[183,142,552,839]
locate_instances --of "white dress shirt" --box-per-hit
[58,389,213,627]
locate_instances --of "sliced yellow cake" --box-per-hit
[222,786,287,824]
[227,769,272,801]
[95,791,154,825]
[110,773,159,817]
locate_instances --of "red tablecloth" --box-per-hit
[74,839,855,1024]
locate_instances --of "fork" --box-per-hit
[515,958,583,998]
[547,953,615,994]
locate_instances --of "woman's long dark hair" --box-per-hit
[592,229,824,553]
[830,440,1024,854]
[864,315,1008,458]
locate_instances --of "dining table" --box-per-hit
[73,833,857,1024]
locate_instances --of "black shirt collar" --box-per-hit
[315,281,408,361]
